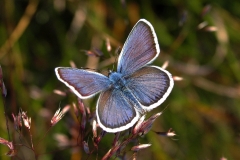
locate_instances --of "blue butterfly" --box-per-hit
[55,19,174,133]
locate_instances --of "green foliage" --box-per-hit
[0,0,240,159]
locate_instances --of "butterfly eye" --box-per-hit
[108,70,113,76]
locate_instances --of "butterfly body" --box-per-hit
[55,19,174,133]
[109,72,126,89]
[108,71,146,114]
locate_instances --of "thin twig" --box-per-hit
[0,0,39,59]
[0,66,10,141]
[2,97,10,141]
[193,77,240,98]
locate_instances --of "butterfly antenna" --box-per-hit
[111,62,115,72]
[112,46,121,71]
[112,53,118,71]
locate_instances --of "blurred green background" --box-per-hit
[0,0,240,159]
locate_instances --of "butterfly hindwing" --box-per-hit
[117,19,160,76]
[96,88,140,133]
[55,67,111,99]
[125,66,174,110]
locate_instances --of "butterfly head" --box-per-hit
[108,69,113,76]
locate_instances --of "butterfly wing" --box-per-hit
[55,67,111,99]
[117,19,160,76]
[96,88,140,133]
[125,66,174,110]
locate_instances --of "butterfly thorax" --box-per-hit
[109,72,145,114]
[108,72,126,90]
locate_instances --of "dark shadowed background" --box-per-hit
[0,0,240,159]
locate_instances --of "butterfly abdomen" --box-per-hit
[122,89,146,114]
[108,72,145,114]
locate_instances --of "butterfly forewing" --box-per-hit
[117,19,160,76]
[125,66,174,110]
[96,88,140,133]
[55,67,111,99]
